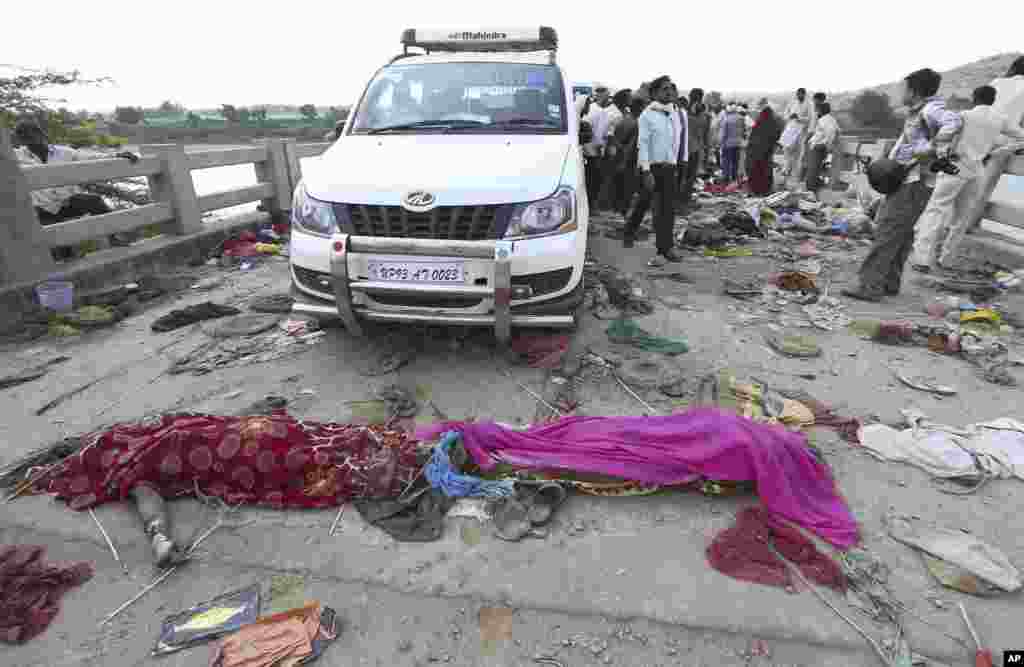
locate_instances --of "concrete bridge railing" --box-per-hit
[0,127,330,287]
[833,137,1024,267]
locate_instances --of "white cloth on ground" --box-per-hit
[858,411,1024,481]
[888,517,1022,592]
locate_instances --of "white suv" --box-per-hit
[289,27,587,343]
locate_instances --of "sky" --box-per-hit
[6,1,1022,112]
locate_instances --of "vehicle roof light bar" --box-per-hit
[400,27,558,58]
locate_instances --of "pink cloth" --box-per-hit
[417,409,859,548]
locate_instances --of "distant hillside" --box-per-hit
[724,52,1021,113]
[829,52,1021,112]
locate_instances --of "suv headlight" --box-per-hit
[504,187,577,238]
[291,182,338,236]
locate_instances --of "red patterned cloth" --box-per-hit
[0,545,93,643]
[706,507,846,590]
[41,414,422,511]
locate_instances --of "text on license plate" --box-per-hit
[369,261,465,283]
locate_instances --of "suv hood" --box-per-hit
[302,135,571,206]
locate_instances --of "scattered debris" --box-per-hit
[151,302,240,333]
[0,356,70,391]
[152,584,261,656]
[895,370,957,396]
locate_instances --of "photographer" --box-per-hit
[912,85,1024,272]
[842,68,962,301]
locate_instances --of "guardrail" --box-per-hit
[0,128,330,286]
[833,137,1024,265]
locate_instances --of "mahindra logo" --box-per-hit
[403,190,436,210]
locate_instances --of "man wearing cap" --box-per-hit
[13,120,140,261]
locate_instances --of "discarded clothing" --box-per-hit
[153,584,260,656]
[606,318,689,355]
[418,410,860,548]
[771,272,817,292]
[151,302,240,333]
[354,488,455,542]
[682,223,730,248]
[858,423,980,479]
[425,432,516,499]
[42,415,422,510]
[765,332,822,358]
[888,517,1021,593]
[718,211,761,237]
[510,333,571,369]
[860,413,1024,482]
[211,602,338,667]
[707,507,846,590]
[0,545,93,644]
[703,247,753,258]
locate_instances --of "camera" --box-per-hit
[930,154,960,176]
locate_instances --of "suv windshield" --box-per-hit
[350,62,567,135]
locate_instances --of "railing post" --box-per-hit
[254,138,291,222]
[143,143,201,235]
[0,127,57,285]
[282,139,303,197]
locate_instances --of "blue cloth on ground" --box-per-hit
[425,431,516,499]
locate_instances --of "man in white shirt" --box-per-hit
[783,88,813,180]
[801,92,828,180]
[583,86,612,211]
[911,85,1024,271]
[805,102,840,193]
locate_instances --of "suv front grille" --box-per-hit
[294,266,333,293]
[336,204,502,241]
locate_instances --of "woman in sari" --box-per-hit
[747,99,783,196]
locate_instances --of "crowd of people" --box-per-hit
[577,56,1024,285]
[577,80,844,267]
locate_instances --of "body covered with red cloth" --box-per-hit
[42,414,421,510]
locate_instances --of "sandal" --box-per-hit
[523,482,566,527]
[493,498,533,542]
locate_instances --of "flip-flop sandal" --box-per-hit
[493,498,533,542]
[524,483,567,526]
[895,371,957,396]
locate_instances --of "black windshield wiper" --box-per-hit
[365,119,486,134]
[487,118,562,129]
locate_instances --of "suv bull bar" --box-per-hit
[291,233,575,344]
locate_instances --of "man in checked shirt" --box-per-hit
[842,68,962,302]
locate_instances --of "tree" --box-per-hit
[220,104,240,123]
[158,100,183,114]
[299,104,318,121]
[114,106,144,124]
[0,67,111,118]
[849,90,895,128]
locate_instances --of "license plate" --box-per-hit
[368,261,465,284]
